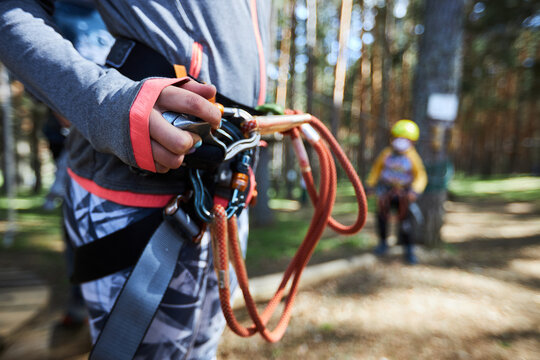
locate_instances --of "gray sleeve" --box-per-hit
[0,0,144,168]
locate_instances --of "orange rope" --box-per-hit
[210,113,368,342]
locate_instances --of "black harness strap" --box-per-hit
[106,38,262,115]
[106,38,175,80]
[70,210,163,284]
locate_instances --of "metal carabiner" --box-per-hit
[188,169,214,223]
[166,107,261,223]
[163,109,261,158]
[162,111,228,152]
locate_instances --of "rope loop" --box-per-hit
[210,110,368,342]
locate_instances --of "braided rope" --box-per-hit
[210,112,368,342]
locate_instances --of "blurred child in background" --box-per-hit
[367,119,427,264]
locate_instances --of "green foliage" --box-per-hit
[247,182,374,269]
[0,191,63,252]
[319,322,335,332]
[448,174,540,202]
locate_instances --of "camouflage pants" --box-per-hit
[64,178,248,359]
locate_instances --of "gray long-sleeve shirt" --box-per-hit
[0,0,269,200]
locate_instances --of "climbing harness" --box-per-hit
[89,36,367,358]
[378,187,411,221]
[88,105,367,359]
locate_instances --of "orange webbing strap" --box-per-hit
[173,64,188,78]
[210,112,367,342]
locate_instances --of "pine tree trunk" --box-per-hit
[412,0,465,247]
[374,2,391,155]
[330,0,353,137]
[275,0,294,108]
[305,0,317,116]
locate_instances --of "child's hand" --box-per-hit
[149,80,221,173]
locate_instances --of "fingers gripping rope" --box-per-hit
[210,111,368,342]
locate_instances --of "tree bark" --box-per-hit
[330,0,353,137]
[412,0,465,247]
[352,53,365,177]
[305,0,317,116]
[352,1,367,179]
[374,2,391,156]
[275,0,294,108]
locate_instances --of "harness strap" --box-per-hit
[378,189,410,221]
[70,210,162,284]
[90,206,199,360]
[106,37,262,115]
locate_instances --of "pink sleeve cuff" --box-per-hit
[129,77,189,172]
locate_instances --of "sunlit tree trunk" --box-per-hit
[359,47,373,179]
[351,2,366,178]
[352,55,364,176]
[400,51,411,117]
[412,0,465,247]
[330,0,353,137]
[305,0,317,116]
[374,1,391,155]
[275,1,294,109]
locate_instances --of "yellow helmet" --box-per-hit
[391,119,419,141]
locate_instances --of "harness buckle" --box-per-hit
[164,194,201,241]
[164,194,189,216]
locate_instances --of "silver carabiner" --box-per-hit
[162,111,228,152]
[221,107,260,160]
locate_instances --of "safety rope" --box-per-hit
[210,112,367,342]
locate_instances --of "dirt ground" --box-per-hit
[1,198,539,360]
[217,200,540,360]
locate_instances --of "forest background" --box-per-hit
[0,1,539,359]
[0,0,539,243]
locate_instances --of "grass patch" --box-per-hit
[319,322,335,332]
[448,175,540,202]
[246,182,374,270]
[0,192,63,253]
[248,211,310,260]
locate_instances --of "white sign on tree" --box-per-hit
[427,93,459,122]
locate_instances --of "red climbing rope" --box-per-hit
[210,113,368,342]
